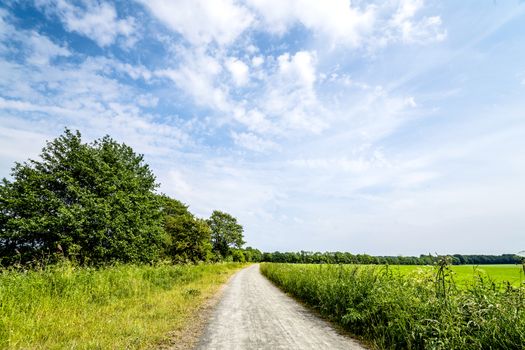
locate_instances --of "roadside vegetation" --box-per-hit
[0,129,262,267]
[2,129,522,349]
[261,260,525,349]
[0,129,257,348]
[0,262,244,349]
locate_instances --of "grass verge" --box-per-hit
[261,263,525,349]
[0,262,245,349]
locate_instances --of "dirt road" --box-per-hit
[196,264,365,349]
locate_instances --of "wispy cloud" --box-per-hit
[138,0,254,46]
[1,1,524,254]
[37,0,136,47]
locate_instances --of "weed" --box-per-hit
[261,263,525,349]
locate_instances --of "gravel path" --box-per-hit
[196,264,365,350]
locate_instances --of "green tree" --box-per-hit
[207,210,245,258]
[0,129,166,265]
[231,249,246,262]
[159,195,212,263]
[243,246,263,262]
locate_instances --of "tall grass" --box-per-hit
[261,262,525,349]
[0,262,244,349]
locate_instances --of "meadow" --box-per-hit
[393,264,523,287]
[0,262,245,349]
[261,262,525,349]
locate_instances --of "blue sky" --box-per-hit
[1,0,524,255]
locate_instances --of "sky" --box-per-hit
[0,0,524,256]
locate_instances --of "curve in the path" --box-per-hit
[196,264,365,350]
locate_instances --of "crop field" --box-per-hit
[261,262,525,349]
[0,262,245,349]
[393,264,524,287]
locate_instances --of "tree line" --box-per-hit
[0,129,262,266]
[260,251,522,265]
[1,129,518,267]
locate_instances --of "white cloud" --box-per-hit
[136,1,443,143]
[404,96,417,107]
[155,49,229,111]
[153,48,327,137]
[290,153,387,174]
[251,55,264,67]
[152,48,328,137]
[37,0,135,47]
[137,94,159,108]
[233,108,276,135]
[157,158,281,225]
[225,57,249,87]
[277,51,316,87]
[246,0,445,49]
[90,57,153,81]
[0,96,74,116]
[231,131,277,152]
[115,62,152,81]
[27,31,71,65]
[0,47,190,163]
[0,10,70,64]
[0,9,13,45]
[246,0,376,47]
[0,119,51,162]
[386,0,446,45]
[391,0,423,24]
[138,0,444,50]
[259,50,327,133]
[138,0,254,46]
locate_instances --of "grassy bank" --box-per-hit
[0,262,245,349]
[261,263,525,349]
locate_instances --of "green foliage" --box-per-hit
[158,194,188,217]
[231,249,246,262]
[159,195,212,263]
[0,129,249,266]
[165,215,212,263]
[261,263,525,349]
[207,210,245,258]
[0,129,166,265]
[243,246,263,262]
[261,251,521,265]
[0,262,244,349]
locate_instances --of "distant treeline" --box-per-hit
[260,251,522,265]
[0,129,250,267]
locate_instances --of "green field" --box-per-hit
[0,262,245,349]
[261,263,525,349]
[393,264,524,287]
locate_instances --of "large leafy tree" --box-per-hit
[159,195,212,263]
[207,210,245,258]
[0,129,166,265]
